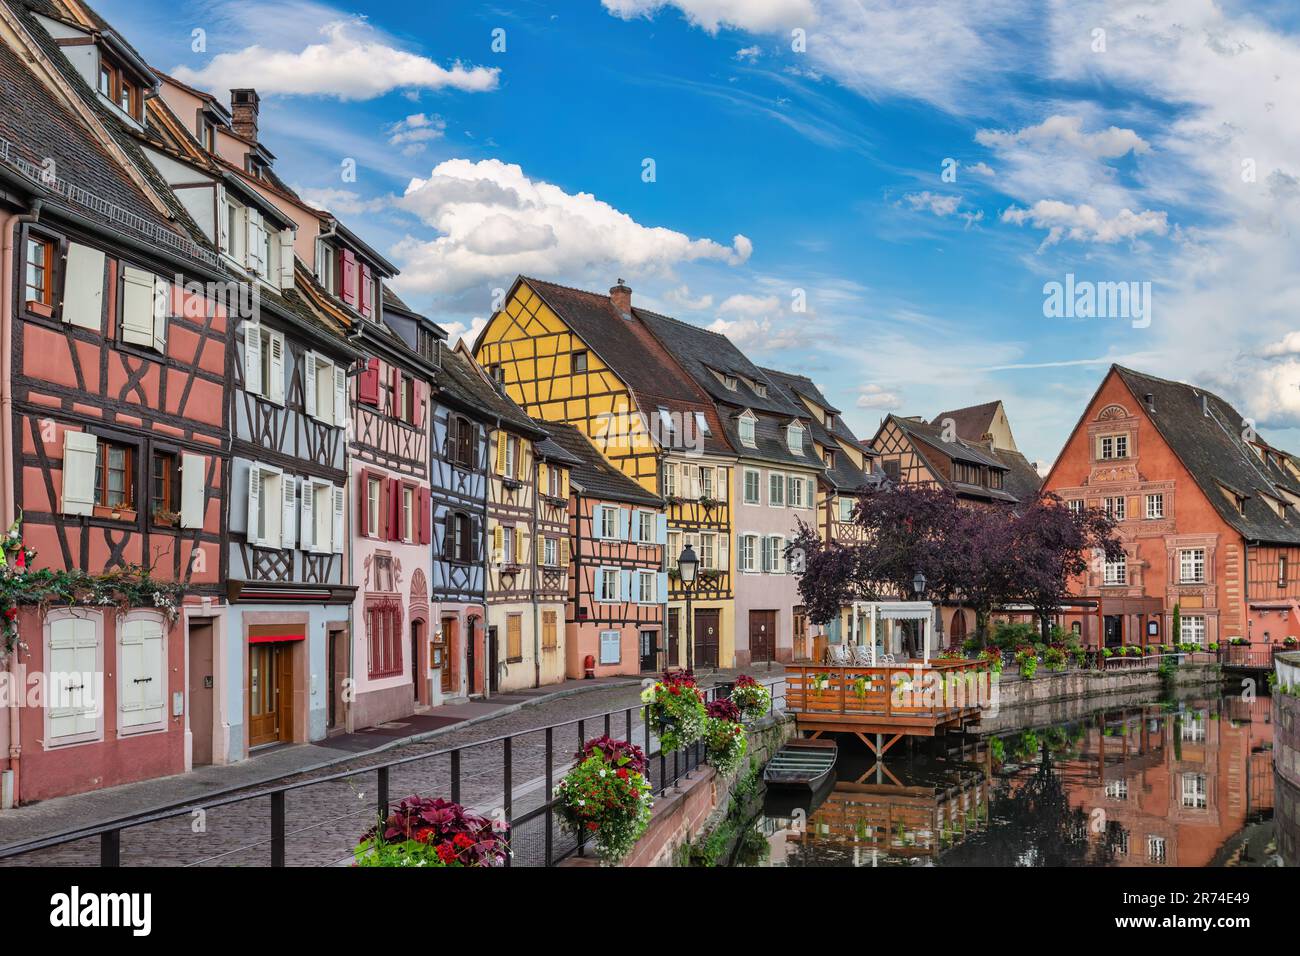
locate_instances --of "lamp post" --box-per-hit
[912,571,927,660]
[678,544,698,672]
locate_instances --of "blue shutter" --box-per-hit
[593,505,605,538]
[620,569,633,601]
[657,571,667,602]
[617,507,629,541]
[656,513,667,544]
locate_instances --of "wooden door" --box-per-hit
[639,630,658,672]
[327,628,347,731]
[749,610,775,664]
[437,618,454,692]
[276,646,294,742]
[488,625,500,693]
[188,619,214,766]
[667,609,679,669]
[793,609,808,661]
[248,644,279,748]
[694,608,720,668]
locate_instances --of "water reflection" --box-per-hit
[753,691,1283,867]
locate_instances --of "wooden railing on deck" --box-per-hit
[785,660,988,721]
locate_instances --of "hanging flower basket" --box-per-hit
[555,738,653,865]
[354,796,508,867]
[729,675,771,721]
[641,673,707,752]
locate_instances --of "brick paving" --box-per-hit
[0,668,786,867]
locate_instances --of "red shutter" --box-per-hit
[360,264,373,317]
[412,380,424,427]
[390,367,401,419]
[389,477,402,541]
[359,357,379,406]
[378,476,390,540]
[419,487,432,544]
[340,249,357,306]
[357,469,369,537]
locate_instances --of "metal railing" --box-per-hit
[0,677,785,868]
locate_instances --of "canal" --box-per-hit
[742,686,1293,867]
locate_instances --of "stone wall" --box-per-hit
[1276,692,1300,792]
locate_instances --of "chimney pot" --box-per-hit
[230,88,260,142]
[609,279,631,317]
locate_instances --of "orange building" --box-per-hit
[1044,365,1300,650]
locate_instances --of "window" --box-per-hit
[542,611,558,650]
[150,452,176,519]
[451,416,477,469]
[739,534,757,572]
[599,506,618,539]
[504,435,518,478]
[23,235,54,307]
[366,477,382,537]
[417,326,439,362]
[502,526,516,566]
[767,535,786,574]
[838,497,854,522]
[119,615,166,732]
[597,568,619,603]
[989,470,1003,490]
[301,479,342,553]
[739,415,756,447]
[1179,548,1205,584]
[699,533,715,570]
[824,449,836,469]
[1067,499,1083,515]
[768,472,785,507]
[316,239,336,292]
[1182,710,1207,741]
[753,382,767,398]
[638,570,656,603]
[47,614,101,743]
[664,461,677,498]
[94,441,134,510]
[698,466,714,500]
[1181,615,1205,648]
[445,512,473,563]
[786,422,804,454]
[742,468,760,504]
[366,600,402,679]
[246,464,288,548]
[1103,555,1127,586]
[787,475,806,509]
[120,265,168,353]
[1181,774,1208,809]
[1105,779,1128,801]
[544,536,558,567]
[96,54,143,121]
[667,530,681,564]
[1104,496,1126,520]
[1100,434,1129,459]
[572,350,588,373]
[243,324,285,404]
[304,353,345,426]
[1281,554,1289,588]
[1147,836,1167,864]
[636,511,654,543]
[1145,494,1164,519]
[403,486,415,542]
[97,63,111,96]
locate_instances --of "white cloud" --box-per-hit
[901,191,983,228]
[1262,332,1300,358]
[1001,201,1168,247]
[665,285,714,310]
[975,115,1149,160]
[295,186,388,216]
[735,45,762,60]
[172,18,499,100]
[441,317,487,347]
[856,384,901,409]
[601,0,815,34]
[965,161,995,178]
[387,113,447,156]
[390,158,752,296]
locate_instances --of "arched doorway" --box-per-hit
[950,610,967,647]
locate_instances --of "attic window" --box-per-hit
[824,449,835,468]
[754,382,768,398]
[694,411,710,437]
[786,422,805,455]
[738,415,756,448]
[572,350,588,373]
[826,415,835,432]
[96,54,143,122]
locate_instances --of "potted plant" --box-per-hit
[1015,645,1038,679]
[554,737,653,865]
[642,671,707,752]
[1285,636,1298,648]
[354,796,508,867]
[703,699,747,775]
[1044,645,1067,672]
[729,675,771,721]
[152,508,180,528]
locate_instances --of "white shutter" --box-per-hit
[716,467,727,502]
[217,193,230,254]
[303,352,318,418]
[244,322,262,396]
[281,472,297,549]
[120,618,164,727]
[268,331,285,404]
[299,478,314,550]
[245,206,261,272]
[62,242,105,330]
[246,465,262,544]
[277,230,295,289]
[49,617,98,738]
[121,265,155,347]
[332,484,345,554]
[152,276,169,353]
[333,364,347,427]
[180,452,205,529]
[60,430,97,515]
[718,533,729,573]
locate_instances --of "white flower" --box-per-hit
[598,768,607,778]
[577,799,585,807]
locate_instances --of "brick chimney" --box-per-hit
[609,278,632,317]
[231,88,260,142]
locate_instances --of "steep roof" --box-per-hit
[505,278,734,458]
[1112,365,1300,545]
[883,415,1020,505]
[533,434,582,467]
[759,367,873,454]
[541,423,663,507]
[761,366,876,491]
[995,448,1044,505]
[931,400,1002,444]
[439,343,542,436]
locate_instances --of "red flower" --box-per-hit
[616,768,629,780]
[413,826,434,843]
[453,833,474,849]
[436,842,458,863]
[4,607,16,620]
[587,822,599,831]
[670,685,680,696]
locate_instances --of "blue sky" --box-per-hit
[103,0,1300,465]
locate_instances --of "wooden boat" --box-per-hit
[763,738,838,791]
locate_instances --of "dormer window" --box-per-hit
[826,414,835,432]
[824,449,835,468]
[754,382,768,398]
[95,53,143,122]
[786,422,804,455]
[738,413,756,448]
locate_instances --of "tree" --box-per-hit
[948,503,1020,646]
[1010,494,1123,641]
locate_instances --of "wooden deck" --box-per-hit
[785,661,989,748]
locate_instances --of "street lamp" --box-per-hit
[912,570,927,596]
[678,544,698,672]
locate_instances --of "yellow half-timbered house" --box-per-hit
[474,278,738,669]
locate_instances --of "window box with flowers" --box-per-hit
[354,796,508,867]
[554,736,653,865]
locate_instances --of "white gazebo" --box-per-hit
[849,601,936,665]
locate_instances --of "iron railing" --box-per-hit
[0,677,785,868]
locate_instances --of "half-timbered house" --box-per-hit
[543,424,666,677]
[0,7,232,800]
[473,277,737,669]
[638,314,821,669]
